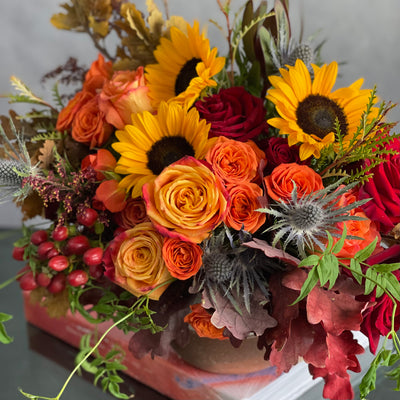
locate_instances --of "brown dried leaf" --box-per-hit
[17,192,44,221]
[38,140,56,170]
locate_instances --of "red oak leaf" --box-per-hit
[267,272,300,350]
[306,277,367,335]
[202,288,277,340]
[309,331,364,400]
[244,238,301,266]
[269,314,315,374]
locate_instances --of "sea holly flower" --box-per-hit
[266,59,378,160]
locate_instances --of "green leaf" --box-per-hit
[298,254,320,268]
[108,381,130,399]
[373,263,400,273]
[364,267,378,295]
[384,272,400,302]
[0,312,13,344]
[332,224,347,254]
[292,267,319,305]
[354,237,378,262]
[350,258,363,285]
[105,362,127,371]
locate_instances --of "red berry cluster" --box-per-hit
[14,208,105,294]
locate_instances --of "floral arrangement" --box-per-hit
[1,1,400,399]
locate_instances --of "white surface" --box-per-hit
[1,0,399,227]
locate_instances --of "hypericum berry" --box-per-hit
[36,272,52,287]
[19,271,38,291]
[83,247,103,267]
[65,235,90,256]
[52,225,69,242]
[46,247,59,259]
[30,230,48,246]
[48,255,69,271]
[16,265,31,281]
[89,264,104,280]
[37,241,56,260]
[47,273,66,294]
[67,270,89,287]
[77,208,98,227]
[12,246,26,261]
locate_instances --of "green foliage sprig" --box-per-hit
[68,282,167,334]
[0,312,13,344]
[294,227,400,399]
[19,279,174,400]
[316,90,400,183]
[75,334,131,399]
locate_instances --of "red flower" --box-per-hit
[195,86,267,141]
[261,137,306,174]
[359,137,400,233]
[361,245,400,353]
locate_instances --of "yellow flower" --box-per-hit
[112,101,216,198]
[143,156,229,244]
[145,21,225,109]
[266,60,378,160]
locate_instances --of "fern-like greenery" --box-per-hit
[314,90,400,184]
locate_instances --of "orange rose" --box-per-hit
[205,136,265,184]
[83,53,113,93]
[184,303,227,340]
[56,91,94,132]
[225,182,266,233]
[71,95,113,148]
[328,191,382,262]
[143,156,229,243]
[111,222,172,300]
[264,163,323,202]
[99,67,154,129]
[115,197,148,229]
[162,237,203,280]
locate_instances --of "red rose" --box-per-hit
[361,245,400,353]
[195,86,267,141]
[261,137,306,174]
[359,138,400,233]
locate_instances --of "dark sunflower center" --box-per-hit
[296,94,348,138]
[147,136,195,175]
[175,58,201,96]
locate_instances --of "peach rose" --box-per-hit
[109,222,172,300]
[99,67,154,129]
[225,182,266,233]
[184,303,227,340]
[71,95,113,148]
[264,163,324,202]
[115,197,148,229]
[143,156,229,243]
[205,136,265,184]
[162,237,203,280]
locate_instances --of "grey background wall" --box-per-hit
[1,0,399,227]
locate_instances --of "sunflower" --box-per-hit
[145,21,225,109]
[112,101,216,198]
[266,59,378,160]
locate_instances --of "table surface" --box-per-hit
[0,229,398,400]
